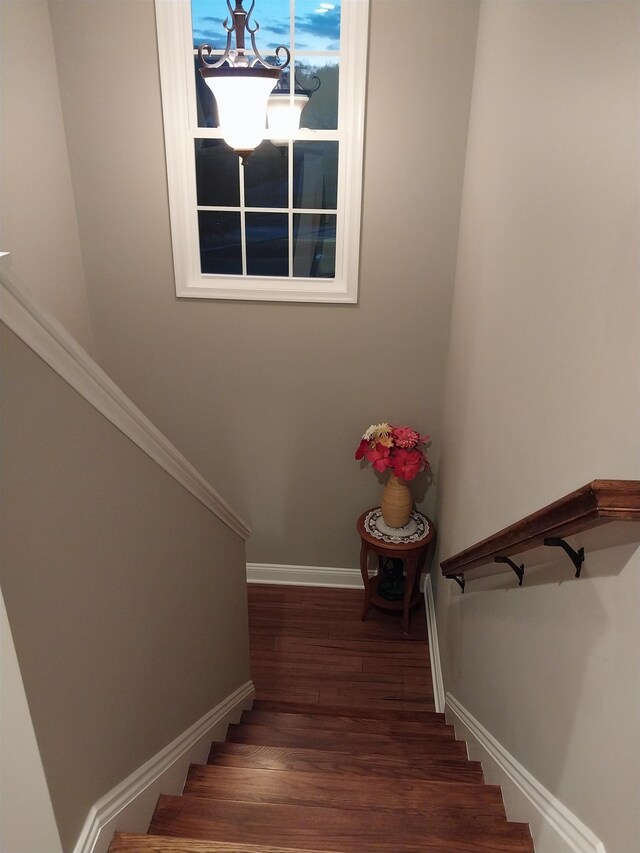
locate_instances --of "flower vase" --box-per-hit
[381,473,413,528]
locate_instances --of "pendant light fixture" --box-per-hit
[267,72,321,147]
[198,0,291,164]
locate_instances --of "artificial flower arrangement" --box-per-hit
[355,423,430,481]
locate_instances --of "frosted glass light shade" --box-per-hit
[267,93,310,144]
[203,69,280,154]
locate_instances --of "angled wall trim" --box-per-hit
[72,680,255,853]
[446,693,606,853]
[423,574,445,713]
[0,266,250,540]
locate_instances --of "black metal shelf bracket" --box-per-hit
[544,537,585,577]
[449,575,465,593]
[494,555,525,586]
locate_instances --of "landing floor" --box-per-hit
[247,583,435,712]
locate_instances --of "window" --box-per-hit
[156,0,369,302]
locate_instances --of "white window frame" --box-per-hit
[155,0,369,303]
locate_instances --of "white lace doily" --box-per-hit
[364,508,429,544]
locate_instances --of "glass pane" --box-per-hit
[252,0,291,49]
[293,141,338,210]
[296,59,339,130]
[295,0,341,51]
[195,139,240,206]
[194,58,218,129]
[191,0,236,49]
[244,143,289,209]
[199,211,242,275]
[246,213,289,276]
[192,0,291,54]
[294,213,336,277]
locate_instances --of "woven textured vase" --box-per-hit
[380,473,413,528]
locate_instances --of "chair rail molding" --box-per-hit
[0,266,250,540]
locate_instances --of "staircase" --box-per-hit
[109,585,534,853]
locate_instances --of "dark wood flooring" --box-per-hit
[247,583,435,712]
[110,583,534,853]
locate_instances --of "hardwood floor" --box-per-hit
[110,583,534,853]
[248,583,435,712]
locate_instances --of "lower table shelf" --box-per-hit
[368,574,422,613]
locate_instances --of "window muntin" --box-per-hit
[156,0,368,302]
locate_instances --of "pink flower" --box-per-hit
[354,438,370,460]
[367,442,392,472]
[391,448,425,481]
[356,423,430,480]
[391,427,420,449]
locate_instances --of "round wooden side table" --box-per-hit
[357,507,436,634]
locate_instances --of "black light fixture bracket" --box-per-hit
[273,70,322,99]
[544,537,585,577]
[198,0,291,73]
[495,555,525,586]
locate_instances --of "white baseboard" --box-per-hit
[72,680,255,853]
[445,693,606,853]
[423,574,445,713]
[246,562,365,588]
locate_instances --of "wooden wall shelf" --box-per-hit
[440,480,640,587]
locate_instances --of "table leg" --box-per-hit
[359,541,371,621]
[402,554,418,633]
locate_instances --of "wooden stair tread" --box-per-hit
[252,643,430,666]
[252,676,432,704]
[109,833,342,853]
[315,687,433,712]
[250,614,427,642]
[251,699,441,723]
[270,634,430,656]
[226,723,467,758]
[252,669,407,688]
[241,709,454,737]
[149,794,534,853]
[184,763,504,815]
[207,742,485,784]
[250,647,432,676]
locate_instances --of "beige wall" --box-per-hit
[434,2,640,851]
[46,0,480,569]
[0,0,94,353]
[1,590,63,853]
[0,324,251,850]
